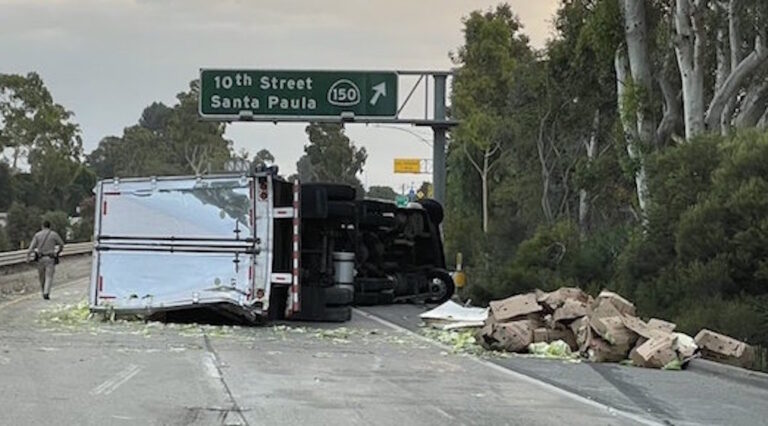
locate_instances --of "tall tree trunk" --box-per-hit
[735,76,768,128]
[616,46,650,214]
[728,0,742,67]
[721,0,742,132]
[462,142,498,234]
[715,18,732,135]
[579,110,600,235]
[706,36,768,132]
[657,51,683,144]
[758,109,768,130]
[481,159,489,234]
[674,0,707,138]
[715,25,730,97]
[11,148,19,171]
[623,0,657,147]
[538,109,554,224]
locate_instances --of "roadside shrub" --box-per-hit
[672,296,767,345]
[41,210,70,241]
[620,130,768,347]
[0,225,9,252]
[7,202,42,249]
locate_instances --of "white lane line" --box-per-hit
[353,308,664,426]
[202,353,222,380]
[90,364,142,396]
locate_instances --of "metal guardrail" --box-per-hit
[0,242,94,268]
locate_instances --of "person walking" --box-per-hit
[27,221,64,300]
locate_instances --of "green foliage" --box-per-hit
[251,149,275,169]
[0,72,82,168]
[464,221,631,305]
[41,210,69,241]
[448,1,632,307]
[297,123,367,195]
[0,225,9,252]
[87,81,234,178]
[7,202,42,249]
[0,72,93,233]
[70,196,95,242]
[29,146,97,214]
[366,186,398,200]
[617,130,768,346]
[0,162,12,210]
[567,0,623,71]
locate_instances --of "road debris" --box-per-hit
[38,300,91,326]
[419,300,488,330]
[527,340,578,360]
[473,287,759,370]
[695,329,756,368]
[421,329,482,353]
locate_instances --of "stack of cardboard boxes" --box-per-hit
[476,287,756,369]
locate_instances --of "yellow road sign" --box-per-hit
[393,158,422,173]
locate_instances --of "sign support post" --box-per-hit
[432,74,448,205]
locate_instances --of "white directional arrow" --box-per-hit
[370,82,387,106]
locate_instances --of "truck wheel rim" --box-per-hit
[429,277,447,301]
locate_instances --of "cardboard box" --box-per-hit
[590,315,638,347]
[630,335,678,369]
[648,318,676,333]
[586,331,631,363]
[491,319,537,352]
[533,327,578,350]
[570,316,590,351]
[596,290,636,317]
[589,297,623,320]
[621,316,670,340]
[694,329,756,368]
[553,299,588,323]
[489,293,542,322]
[540,287,589,311]
[533,327,549,343]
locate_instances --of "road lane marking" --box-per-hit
[90,364,142,396]
[0,277,89,311]
[202,334,251,426]
[353,308,664,426]
[203,353,222,380]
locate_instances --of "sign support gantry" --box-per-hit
[199,69,457,205]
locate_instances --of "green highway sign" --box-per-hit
[199,69,398,120]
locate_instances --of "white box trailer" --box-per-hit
[89,171,356,323]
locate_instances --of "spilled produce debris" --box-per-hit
[422,288,757,370]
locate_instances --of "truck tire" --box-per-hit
[327,201,356,219]
[325,284,354,306]
[353,292,381,306]
[359,214,395,228]
[361,199,397,214]
[425,269,455,304]
[303,183,356,201]
[355,277,395,293]
[322,306,352,322]
[300,188,328,219]
[378,289,395,305]
[418,199,444,226]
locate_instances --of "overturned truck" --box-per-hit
[89,169,452,323]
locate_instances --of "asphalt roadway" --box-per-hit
[0,260,766,426]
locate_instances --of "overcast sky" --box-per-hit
[0,0,559,192]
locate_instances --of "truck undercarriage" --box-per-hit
[89,171,452,324]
